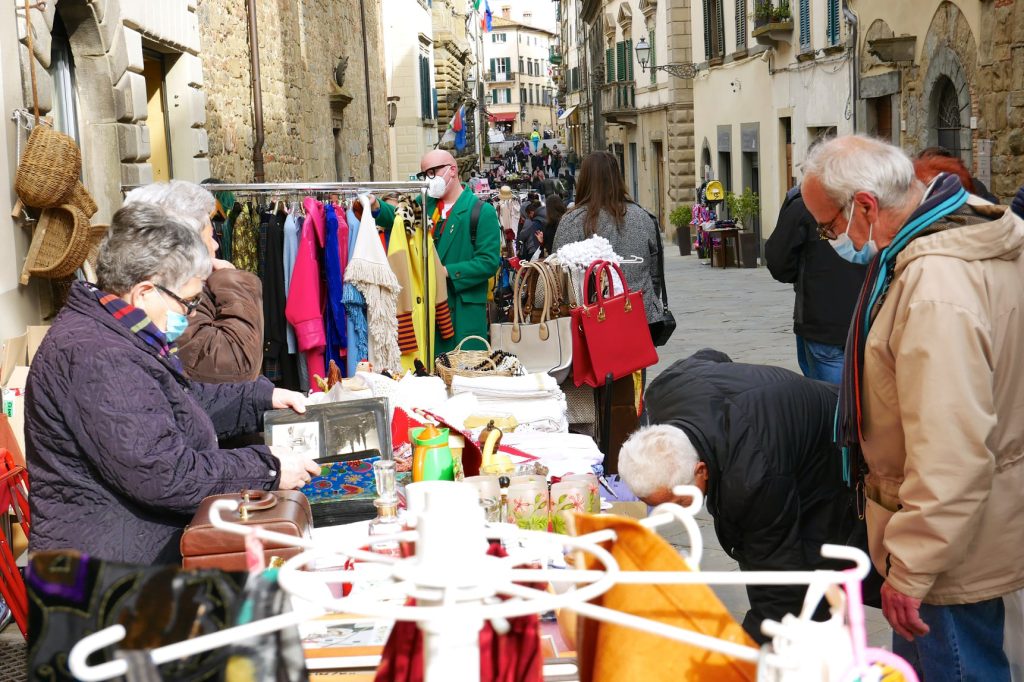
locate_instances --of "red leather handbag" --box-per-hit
[571,260,658,388]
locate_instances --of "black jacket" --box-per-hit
[642,349,856,640]
[765,189,867,347]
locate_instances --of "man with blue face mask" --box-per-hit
[803,135,1024,682]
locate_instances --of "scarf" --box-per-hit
[836,173,969,487]
[87,282,182,373]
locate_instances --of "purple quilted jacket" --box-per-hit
[26,282,281,565]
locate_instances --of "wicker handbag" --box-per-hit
[26,204,92,280]
[435,335,520,388]
[14,125,81,209]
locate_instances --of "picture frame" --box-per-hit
[263,398,392,463]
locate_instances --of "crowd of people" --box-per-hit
[19,133,1024,680]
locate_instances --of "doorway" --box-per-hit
[653,140,665,226]
[142,51,172,181]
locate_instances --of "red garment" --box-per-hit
[374,542,543,682]
[285,198,327,389]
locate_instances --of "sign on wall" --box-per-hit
[975,139,992,192]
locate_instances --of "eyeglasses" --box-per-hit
[154,284,203,315]
[816,206,847,240]
[416,164,452,181]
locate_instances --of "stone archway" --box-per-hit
[923,46,972,162]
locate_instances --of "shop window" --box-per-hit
[826,0,841,46]
[48,15,80,143]
[735,0,747,50]
[799,0,811,52]
[142,50,173,181]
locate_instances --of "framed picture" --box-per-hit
[263,397,392,463]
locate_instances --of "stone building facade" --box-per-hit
[855,0,1022,201]
[199,0,390,183]
[433,0,474,129]
[1,0,390,337]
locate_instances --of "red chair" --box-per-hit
[0,448,30,638]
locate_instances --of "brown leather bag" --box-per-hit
[180,490,313,571]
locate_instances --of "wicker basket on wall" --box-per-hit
[61,180,98,218]
[27,204,93,280]
[14,125,82,209]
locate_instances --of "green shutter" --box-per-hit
[616,41,627,81]
[716,0,725,57]
[736,0,747,48]
[626,40,634,80]
[490,58,496,80]
[703,0,712,60]
[799,0,811,51]
[505,88,512,104]
[606,47,614,84]
[649,30,656,84]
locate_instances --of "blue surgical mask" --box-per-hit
[829,207,878,265]
[164,311,189,343]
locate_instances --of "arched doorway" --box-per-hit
[934,76,962,157]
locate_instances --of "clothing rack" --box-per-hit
[67,483,918,682]
[121,180,435,372]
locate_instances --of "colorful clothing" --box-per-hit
[232,203,260,274]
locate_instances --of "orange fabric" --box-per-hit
[574,514,757,682]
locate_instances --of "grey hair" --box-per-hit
[802,134,916,210]
[123,180,216,234]
[618,424,700,499]
[96,203,212,294]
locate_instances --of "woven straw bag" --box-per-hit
[14,125,82,209]
[62,180,98,218]
[434,335,518,388]
[27,204,92,279]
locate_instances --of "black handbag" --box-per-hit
[646,209,677,347]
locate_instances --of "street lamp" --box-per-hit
[634,38,698,79]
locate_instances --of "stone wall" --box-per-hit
[198,0,391,182]
[976,0,1024,201]
[433,0,472,128]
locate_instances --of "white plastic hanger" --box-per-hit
[68,485,876,682]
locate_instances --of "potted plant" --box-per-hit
[772,0,791,22]
[754,0,773,26]
[669,204,693,256]
[724,189,760,230]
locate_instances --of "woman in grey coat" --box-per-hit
[552,151,665,324]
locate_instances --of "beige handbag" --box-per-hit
[490,262,572,381]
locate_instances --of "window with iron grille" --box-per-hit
[799,0,811,51]
[826,0,840,46]
[736,0,747,49]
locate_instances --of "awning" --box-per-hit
[488,112,517,122]
[557,105,578,121]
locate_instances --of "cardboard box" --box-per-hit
[1,333,27,387]
[2,366,29,464]
[26,325,50,365]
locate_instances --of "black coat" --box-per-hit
[765,189,867,347]
[642,349,856,639]
[26,281,281,565]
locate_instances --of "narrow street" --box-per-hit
[651,252,892,648]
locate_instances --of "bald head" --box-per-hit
[421,150,456,173]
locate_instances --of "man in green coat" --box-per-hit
[371,150,501,356]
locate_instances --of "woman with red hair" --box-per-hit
[914,147,999,202]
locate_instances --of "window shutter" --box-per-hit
[490,58,496,80]
[799,0,811,51]
[419,56,431,119]
[716,0,725,57]
[505,88,512,104]
[736,0,746,49]
[616,41,626,81]
[827,0,840,45]
[504,57,511,75]
[649,30,656,84]
[606,47,614,84]
[626,40,634,80]
[703,0,712,60]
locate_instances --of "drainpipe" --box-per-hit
[358,0,376,180]
[843,1,859,132]
[246,0,265,182]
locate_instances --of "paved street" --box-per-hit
[649,251,892,648]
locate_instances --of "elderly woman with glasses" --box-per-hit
[24,204,319,565]
[123,180,264,385]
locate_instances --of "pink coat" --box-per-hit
[285,198,327,388]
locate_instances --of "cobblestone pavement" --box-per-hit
[649,252,893,649]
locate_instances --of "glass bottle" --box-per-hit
[369,459,402,556]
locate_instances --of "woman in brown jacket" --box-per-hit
[123,181,264,383]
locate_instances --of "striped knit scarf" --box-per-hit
[86,282,182,373]
[836,173,968,488]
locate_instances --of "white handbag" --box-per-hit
[489,262,572,381]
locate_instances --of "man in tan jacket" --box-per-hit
[801,135,1024,680]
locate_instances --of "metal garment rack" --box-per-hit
[121,180,433,372]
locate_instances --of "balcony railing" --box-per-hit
[486,70,518,82]
[549,46,562,65]
[753,0,792,29]
[601,81,635,115]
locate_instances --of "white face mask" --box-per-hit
[427,166,452,199]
